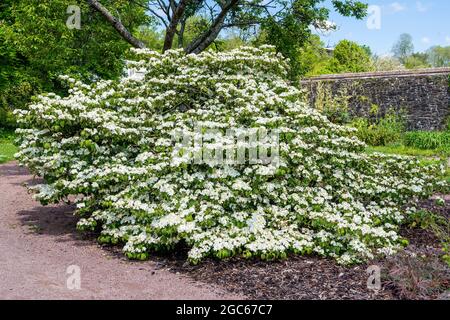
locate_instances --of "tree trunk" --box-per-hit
[178,19,187,48]
[163,0,189,52]
[86,0,146,49]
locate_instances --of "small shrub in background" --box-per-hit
[0,107,17,129]
[405,209,450,266]
[305,83,407,148]
[350,114,405,146]
[312,82,351,124]
[383,251,450,300]
[0,128,15,141]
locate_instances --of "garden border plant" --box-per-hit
[14,46,447,265]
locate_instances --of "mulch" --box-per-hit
[160,254,391,300]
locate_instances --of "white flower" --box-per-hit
[14,46,443,264]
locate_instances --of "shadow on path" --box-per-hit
[16,203,87,243]
[0,162,29,177]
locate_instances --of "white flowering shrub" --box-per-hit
[15,46,446,264]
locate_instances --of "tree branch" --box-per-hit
[163,0,190,52]
[185,0,239,54]
[178,17,187,48]
[129,0,169,28]
[86,0,146,48]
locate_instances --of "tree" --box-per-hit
[0,0,41,127]
[295,35,331,76]
[372,56,404,71]
[6,1,150,81]
[330,40,373,73]
[208,31,246,52]
[392,33,414,63]
[312,40,374,75]
[403,52,430,69]
[361,45,372,57]
[0,0,150,117]
[135,26,165,51]
[427,46,450,67]
[88,0,368,60]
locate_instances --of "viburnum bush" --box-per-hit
[15,46,446,264]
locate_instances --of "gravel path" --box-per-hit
[0,162,242,300]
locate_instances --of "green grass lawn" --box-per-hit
[366,144,450,184]
[0,129,17,164]
[0,142,17,164]
[366,144,450,158]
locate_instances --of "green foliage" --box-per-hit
[427,46,450,67]
[405,209,450,267]
[177,16,211,49]
[404,131,450,152]
[306,81,407,147]
[325,40,374,74]
[8,0,149,79]
[214,34,246,52]
[392,33,414,63]
[367,145,448,158]
[296,35,332,76]
[259,0,368,79]
[306,40,374,76]
[0,107,17,129]
[372,55,405,71]
[0,0,150,122]
[0,2,41,126]
[261,15,316,79]
[389,35,449,69]
[135,27,164,51]
[404,53,431,69]
[310,81,351,124]
[350,114,405,146]
[0,143,17,164]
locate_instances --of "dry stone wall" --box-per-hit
[300,68,450,131]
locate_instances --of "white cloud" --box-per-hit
[446,36,450,44]
[416,1,428,12]
[421,37,431,44]
[389,2,406,13]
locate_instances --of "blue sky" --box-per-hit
[317,0,450,55]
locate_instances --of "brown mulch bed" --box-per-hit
[158,254,391,300]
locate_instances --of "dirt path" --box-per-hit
[0,162,243,300]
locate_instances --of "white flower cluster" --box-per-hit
[15,46,446,264]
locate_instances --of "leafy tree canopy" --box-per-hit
[427,46,450,67]
[0,0,150,121]
[392,33,414,63]
[88,0,368,79]
[304,39,374,76]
